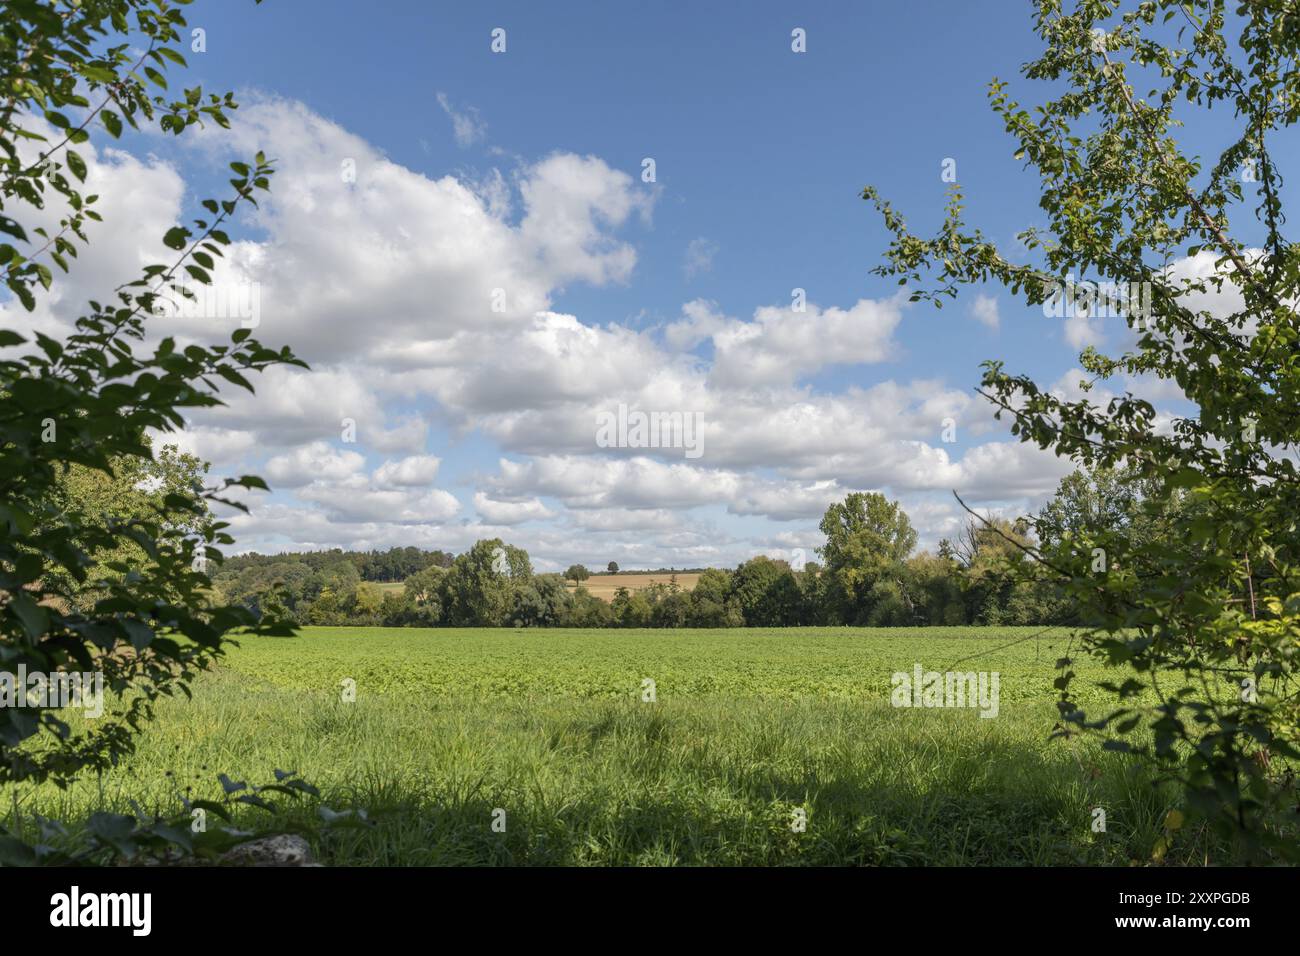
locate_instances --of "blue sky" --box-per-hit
[189,0,1051,370]
[6,1,1249,570]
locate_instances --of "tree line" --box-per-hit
[211,469,1165,629]
[222,546,453,583]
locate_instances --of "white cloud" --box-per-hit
[709,296,906,387]
[6,96,1147,567]
[665,299,730,350]
[1065,310,1104,350]
[0,124,186,344]
[517,152,652,287]
[297,475,460,525]
[176,99,654,368]
[373,455,443,487]
[730,479,851,521]
[472,493,555,525]
[436,92,487,147]
[265,441,366,488]
[971,293,1000,330]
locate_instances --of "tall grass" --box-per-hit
[2,627,1260,865]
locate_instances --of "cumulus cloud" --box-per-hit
[297,475,460,525]
[665,299,730,351]
[0,123,186,344]
[265,441,366,488]
[6,95,1153,566]
[374,455,443,487]
[472,493,555,525]
[708,296,907,387]
[174,99,654,367]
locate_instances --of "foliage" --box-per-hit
[1,0,261,307]
[904,553,967,626]
[42,439,210,611]
[219,546,452,583]
[861,0,1300,855]
[731,556,804,626]
[818,492,918,624]
[0,0,299,787]
[0,768,371,866]
[439,539,530,627]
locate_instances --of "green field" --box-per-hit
[5,626,1253,865]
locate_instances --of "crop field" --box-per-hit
[371,573,700,601]
[7,626,1254,866]
[569,571,701,601]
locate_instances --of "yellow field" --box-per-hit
[568,572,701,602]
[365,575,701,603]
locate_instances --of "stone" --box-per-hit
[220,834,317,867]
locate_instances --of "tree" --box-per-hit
[904,553,966,626]
[948,517,1038,625]
[1034,463,1191,565]
[439,539,531,627]
[730,556,803,627]
[565,564,589,585]
[511,573,570,627]
[353,582,385,619]
[215,559,312,620]
[686,568,742,627]
[650,588,692,628]
[817,493,917,624]
[44,439,210,611]
[611,587,651,627]
[561,586,614,627]
[0,0,299,787]
[607,561,619,573]
[863,0,1300,856]
[793,560,829,626]
[403,565,445,609]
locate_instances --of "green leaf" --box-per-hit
[163,227,190,250]
[8,592,49,639]
[65,150,87,181]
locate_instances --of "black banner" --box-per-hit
[2,864,1285,941]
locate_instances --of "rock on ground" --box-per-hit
[220,834,318,867]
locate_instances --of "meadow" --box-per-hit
[4,626,1253,865]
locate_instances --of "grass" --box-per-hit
[2,626,1265,865]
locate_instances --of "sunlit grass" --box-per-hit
[2,626,1261,865]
